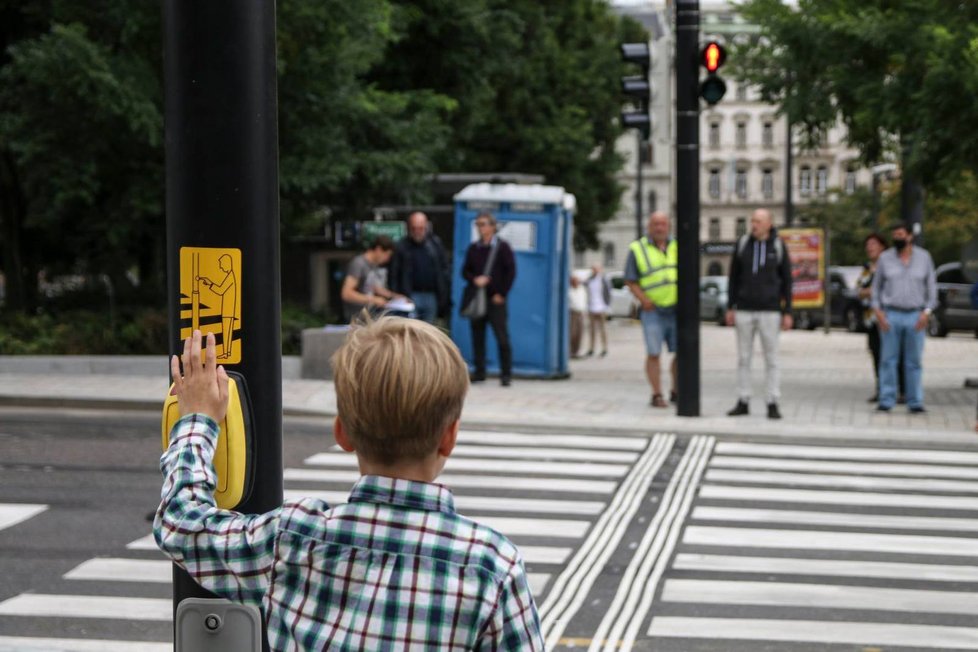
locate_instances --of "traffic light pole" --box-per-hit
[163,2,282,648]
[676,0,700,417]
[635,132,644,240]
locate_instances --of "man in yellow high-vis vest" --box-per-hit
[625,212,678,408]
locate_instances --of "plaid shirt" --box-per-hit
[154,414,544,651]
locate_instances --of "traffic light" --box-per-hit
[699,41,727,105]
[620,42,651,140]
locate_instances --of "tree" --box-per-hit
[733,0,978,184]
[373,0,647,249]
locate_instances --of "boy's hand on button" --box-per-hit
[170,330,230,422]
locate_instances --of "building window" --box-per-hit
[735,217,747,237]
[735,121,747,148]
[603,242,615,268]
[736,84,748,101]
[762,122,773,148]
[816,165,828,195]
[709,217,721,240]
[707,261,724,276]
[799,166,812,197]
[709,168,721,199]
[762,168,774,199]
[648,190,657,213]
[736,169,748,199]
[709,122,720,148]
[845,165,857,194]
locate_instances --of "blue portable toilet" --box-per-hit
[451,183,575,379]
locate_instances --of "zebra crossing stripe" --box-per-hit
[538,434,674,646]
[64,558,170,583]
[470,516,589,539]
[714,441,978,465]
[673,553,978,582]
[0,504,46,531]
[691,505,978,533]
[587,436,714,652]
[647,617,978,649]
[126,534,156,550]
[282,489,606,516]
[0,594,170,620]
[660,579,978,615]
[432,445,639,464]
[700,484,978,510]
[0,637,169,652]
[284,468,618,494]
[683,525,978,557]
[458,431,648,450]
[304,453,630,478]
[706,468,978,493]
[711,455,978,479]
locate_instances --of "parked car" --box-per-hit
[608,271,639,318]
[793,265,866,332]
[928,262,978,337]
[699,275,728,325]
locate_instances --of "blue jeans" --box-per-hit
[639,307,677,356]
[411,291,438,324]
[879,309,925,409]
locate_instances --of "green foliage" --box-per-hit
[281,302,331,355]
[0,307,167,354]
[733,0,978,184]
[795,189,877,266]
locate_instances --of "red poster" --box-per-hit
[781,228,825,309]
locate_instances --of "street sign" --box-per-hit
[781,228,826,309]
[179,247,242,363]
[361,221,405,244]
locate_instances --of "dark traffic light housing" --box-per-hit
[620,42,651,140]
[699,41,727,105]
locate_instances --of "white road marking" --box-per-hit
[661,579,978,615]
[672,553,978,582]
[0,594,170,621]
[284,468,617,494]
[691,505,978,533]
[283,489,606,515]
[0,503,47,531]
[700,484,978,511]
[683,525,978,557]
[714,441,978,465]
[304,453,629,478]
[648,617,978,649]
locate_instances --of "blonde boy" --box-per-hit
[154,319,543,651]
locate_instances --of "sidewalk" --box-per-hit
[1,321,976,446]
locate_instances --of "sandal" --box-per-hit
[650,393,668,408]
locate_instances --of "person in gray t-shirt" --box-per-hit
[341,236,398,321]
[870,223,937,413]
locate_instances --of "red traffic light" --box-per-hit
[701,42,726,73]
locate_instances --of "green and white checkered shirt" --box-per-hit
[154,414,544,651]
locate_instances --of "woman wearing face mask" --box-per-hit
[858,233,904,403]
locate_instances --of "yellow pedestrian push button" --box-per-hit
[161,371,255,510]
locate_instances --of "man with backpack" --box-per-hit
[725,208,793,419]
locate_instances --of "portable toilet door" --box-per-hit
[451,183,575,379]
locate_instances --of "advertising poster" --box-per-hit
[781,228,825,309]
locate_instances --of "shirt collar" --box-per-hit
[348,475,456,515]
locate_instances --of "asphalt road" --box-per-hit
[1,407,977,651]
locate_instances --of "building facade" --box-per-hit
[592,0,873,277]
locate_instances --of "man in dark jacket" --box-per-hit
[462,212,517,386]
[389,212,451,323]
[725,208,793,419]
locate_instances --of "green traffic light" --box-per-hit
[700,75,726,105]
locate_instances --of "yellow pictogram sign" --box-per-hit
[180,247,242,364]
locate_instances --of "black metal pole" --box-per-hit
[900,139,925,246]
[676,0,700,417]
[164,2,282,648]
[784,118,794,226]
[636,132,644,240]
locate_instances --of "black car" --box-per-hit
[795,266,866,332]
[928,262,978,337]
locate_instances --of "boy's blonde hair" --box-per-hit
[331,315,469,465]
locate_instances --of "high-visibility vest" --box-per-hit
[630,237,678,307]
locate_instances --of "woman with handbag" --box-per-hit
[461,213,517,386]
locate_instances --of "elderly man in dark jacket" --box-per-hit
[389,212,451,323]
